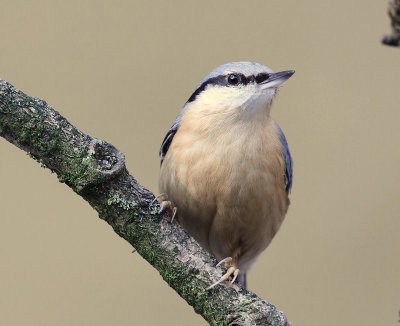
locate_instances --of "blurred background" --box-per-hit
[0,1,399,325]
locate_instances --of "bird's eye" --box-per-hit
[227,74,240,86]
[255,73,269,84]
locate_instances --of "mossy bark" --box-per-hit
[0,79,291,326]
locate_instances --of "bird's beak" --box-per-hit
[261,70,295,89]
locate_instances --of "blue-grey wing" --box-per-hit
[277,126,293,193]
[159,116,181,164]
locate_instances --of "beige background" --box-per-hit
[0,1,399,325]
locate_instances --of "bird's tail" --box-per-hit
[237,273,247,289]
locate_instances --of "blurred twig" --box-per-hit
[0,79,291,326]
[383,0,400,46]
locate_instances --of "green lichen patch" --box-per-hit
[0,84,59,156]
[57,154,99,191]
[106,190,138,211]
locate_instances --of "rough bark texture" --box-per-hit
[383,0,400,46]
[0,79,291,326]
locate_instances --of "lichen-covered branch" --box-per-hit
[383,0,400,46]
[0,79,291,326]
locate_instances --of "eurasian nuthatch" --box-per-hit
[156,61,294,289]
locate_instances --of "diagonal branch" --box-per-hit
[0,79,291,326]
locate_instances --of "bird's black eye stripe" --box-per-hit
[226,73,257,86]
[186,72,268,103]
[186,76,226,103]
[255,73,269,84]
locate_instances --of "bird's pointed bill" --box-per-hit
[261,70,295,89]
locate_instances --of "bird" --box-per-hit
[156,61,294,290]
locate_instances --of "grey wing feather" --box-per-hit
[159,116,181,164]
[277,126,293,193]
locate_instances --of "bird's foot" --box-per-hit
[207,257,240,290]
[151,193,177,222]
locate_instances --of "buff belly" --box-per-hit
[159,125,289,272]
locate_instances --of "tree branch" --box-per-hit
[383,0,400,46]
[0,79,291,326]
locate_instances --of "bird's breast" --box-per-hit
[159,112,289,270]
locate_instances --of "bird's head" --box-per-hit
[185,61,294,117]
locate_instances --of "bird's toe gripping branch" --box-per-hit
[207,257,240,290]
[151,193,177,222]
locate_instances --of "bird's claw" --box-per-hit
[160,202,177,222]
[216,256,232,267]
[150,193,167,206]
[207,257,240,290]
[151,193,178,222]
